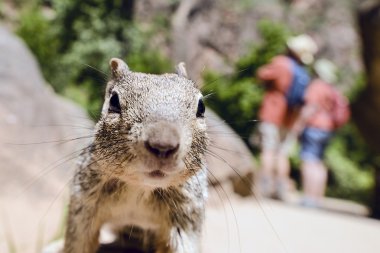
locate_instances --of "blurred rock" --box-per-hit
[135,0,361,90]
[0,26,92,253]
[206,110,256,197]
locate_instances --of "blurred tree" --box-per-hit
[17,4,60,88]
[202,20,290,142]
[354,1,380,218]
[52,0,137,116]
[17,0,171,119]
[54,0,135,51]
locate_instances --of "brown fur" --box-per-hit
[63,58,208,253]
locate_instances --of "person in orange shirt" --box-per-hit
[291,59,340,207]
[257,35,318,199]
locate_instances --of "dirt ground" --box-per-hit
[203,189,380,253]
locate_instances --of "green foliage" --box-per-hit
[202,20,289,141]
[346,72,366,101]
[16,4,61,90]
[16,0,172,119]
[236,20,290,78]
[325,123,375,203]
[322,75,375,204]
[203,71,264,141]
[122,25,172,74]
[56,0,172,118]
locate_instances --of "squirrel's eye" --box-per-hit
[196,98,205,118]
[109,92,121,114]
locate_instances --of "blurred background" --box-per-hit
[1,0,380,252]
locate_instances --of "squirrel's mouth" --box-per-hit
[147,170,166,178]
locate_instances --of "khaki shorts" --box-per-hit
[258,122,296,155]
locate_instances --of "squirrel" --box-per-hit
[52,58,209,253]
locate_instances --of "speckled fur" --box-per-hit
[63,59,208,253]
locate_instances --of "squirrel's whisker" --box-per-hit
[14,144,93,198]
[207,170,237,253]
[38,178,72,225]
[5,134,95,146]
[81,63,109,78]
[205,149,289,249]
[207,144,253,157]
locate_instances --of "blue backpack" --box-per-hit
[286,58,310,107]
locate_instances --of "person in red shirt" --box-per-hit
[291,59,339,207]
[257,35,318,199]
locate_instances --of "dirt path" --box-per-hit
[203,192,380,253]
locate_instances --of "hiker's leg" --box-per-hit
[300,128,331,207]
[301,160,326,204]
[275,132,297,199]
[258,122,281,197]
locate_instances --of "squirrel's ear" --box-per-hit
[109,58,129,80]
[176,62,188,79]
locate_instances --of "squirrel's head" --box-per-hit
[94,58,208,189]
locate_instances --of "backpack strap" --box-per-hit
[286,58,310,107]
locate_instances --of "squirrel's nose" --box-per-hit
[144,140,179,158]
[144,121,181,159]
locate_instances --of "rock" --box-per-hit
[135,0,361,89]
[206,110,256,196]
[0,26,92,253]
